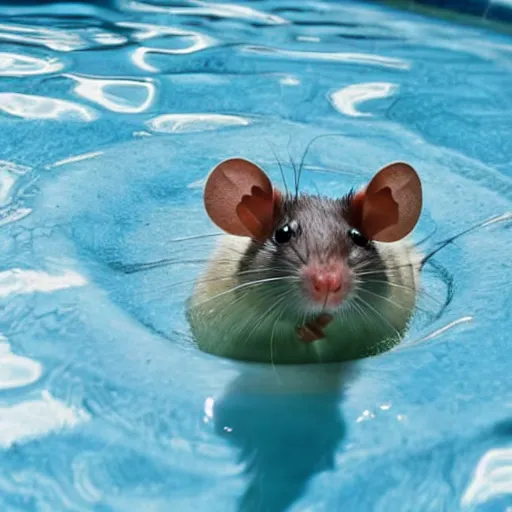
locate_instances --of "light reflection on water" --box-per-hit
[147,113,251,133]
[0,52,63,76]
[0,92,97,120]
[67,74,156,114]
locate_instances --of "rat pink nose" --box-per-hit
[311,272,342,295]
[302,263,351,307]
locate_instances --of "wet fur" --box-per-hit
[188,194,421,364]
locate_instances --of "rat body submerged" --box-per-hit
[189,234,421,364]
[188,158,423,364]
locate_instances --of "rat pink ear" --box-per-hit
[204,158,282,240]
[351,162,422,243]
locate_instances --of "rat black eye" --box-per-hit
[274,222,298,244]
[349,228,369,248]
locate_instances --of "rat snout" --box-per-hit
[301,261,352,308]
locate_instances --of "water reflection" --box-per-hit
[147,113,250,133]
[0,390,90,449]
[0,22,81,51]
[48,151,104,169]
[0,92,97,121]
[0,52,63,76]
[0,334,88,451]
[67,74,156,114]
[0,333,42,390]
[330,82,397,117]
[0,21,127,52]
[212,364,356,511]
[117,21,174,41]
[132,35,216,72]
[0,159,31,207]
[0,268,87,297]
[125,0,288,25]
[241,46,411,69]
[0,159,34,226]
[462,446,512,507]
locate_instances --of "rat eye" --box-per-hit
[349,228,369,248]
[274,222,298,244]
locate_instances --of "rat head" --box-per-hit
[203,158,422,318]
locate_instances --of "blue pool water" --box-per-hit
[0,0,511,510]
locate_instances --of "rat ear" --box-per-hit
[351,162,422,243]
[204,158,281,240]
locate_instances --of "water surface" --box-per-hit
[0,1,511,511]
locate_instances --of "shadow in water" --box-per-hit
[213,363,358,512]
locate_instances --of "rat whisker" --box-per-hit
[115,235,293,275]
[322,288,329,311]
[270,301,288,376]
[289,244,307,266]
[339,296,366,337]
[360,278,442,307]
[413,226,438,247]
[167,233,223,243]
[139,273,268,304]
[110,258,212,274]
[139,265,300,303]
[350,259,390,277]
[358,278,415,292]
[138,268,252,292]
[242,289,291,349]
[230,288,292,353]
[352,294,402,341]
[297,304,310,332]
[194,276,300,308]
[238,270,297,281]
[202,286,280,356]
[269,142,289,195]
[421,211,511,267]
[358,287,433,317]
[282,137,298,198]
[296,133,349,194]
[356,262,420,276]
[346,290,372,326]
[212,291,264,337]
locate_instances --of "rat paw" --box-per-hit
[296,314,333,343]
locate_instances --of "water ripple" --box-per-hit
[0,21,126,52]
[71,455,103,504]
[67,74,156,114]
[330,82,398,117]
[0,207,31,226]
[462,447,512,507]
[0,51,63,77]
[0,159,31,207]
[132,36,217,72]
[147,113,251,133]
[0,390,90,449]
[0,268,88,298]
[0,93,97,121]
[0,159,34,226]
[0,334,42,390]
[48,151,105,169]
[0,22,82,51]
[125,0,288,25]
[241,45,411,69]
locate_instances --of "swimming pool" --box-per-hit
[0,0,511,510]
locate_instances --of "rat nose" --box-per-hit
[311,271,342,295]
[302,262,351,307]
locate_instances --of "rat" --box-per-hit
[187,157,423,364]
